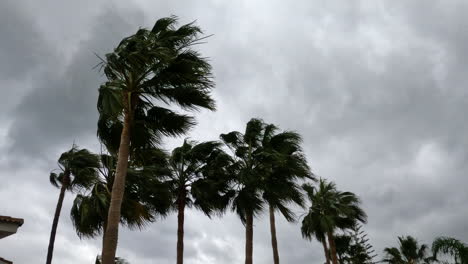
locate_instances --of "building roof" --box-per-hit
[0,257,13,264]
[0,216,24,226]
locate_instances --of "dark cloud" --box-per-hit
[0,1,48,80]
[2,0,468,263]
[7,6,145,157]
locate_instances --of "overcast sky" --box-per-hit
[1,0,468,263]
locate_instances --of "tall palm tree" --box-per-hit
[383,236,433,264]
[46,145,100,264]
[432,237,468,264]
[260,124,313,264]
[220,118,269,264]
[167,140,232,264]
[97,16,215,263]
[301,179,367,264]
[70,153,171,248]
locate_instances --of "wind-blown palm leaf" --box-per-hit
[432,237,468,264]
[383,236,432,264]
[71,153,171,238]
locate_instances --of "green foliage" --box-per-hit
[221,118,313,225]
[70,153,172,238]
[166,139,233,216]
[432,237,468,264]
[49,145,100,191]
[335,225,376,264]
[96,16,215,156]
[220,118,269,224]
[301,179,367,242]
[260,123,313,222]
[383,236,434,264]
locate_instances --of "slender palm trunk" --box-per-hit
[327,232,338,264]
[102,110,132,264]
[321,240,331,264]
[269,206,280,264]
[46,172,70,264]
[102,220,108,250]
[176,191,186,264]
[245,212,254,264]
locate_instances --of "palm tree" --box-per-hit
[220,118,270,264]
[70,153,171,248]
[46,145,100,264]
[97,16,215,263]
[260,124,313,264]
[432,237,468,264]
[301,209,330,264]
[383,236,433,264]
[167,140,232,264]
[301,179,367,264]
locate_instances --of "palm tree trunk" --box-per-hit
[102,110,132,264]
[322,240,331,264]
[102,219,108,251]
[176,192,186,264]
[245,212,254,264]
[269,205,280,264]
[46,172,70,264]
[327,232,338,264]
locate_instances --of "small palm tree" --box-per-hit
[97,16,215,263]
[70,153,171,248]
[432,237,468,264]
[220,118,269,264]
[383,236,433,264]
[167,140,232,264]
[301,208,330,264]
[260,124,313,264]
[46,145,100,264]
[301,179,367,264]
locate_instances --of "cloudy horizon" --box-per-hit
[1,0,468,263]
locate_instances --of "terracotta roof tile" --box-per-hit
[0,215,24,226]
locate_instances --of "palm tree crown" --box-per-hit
[49,147,100,191]
[432,236,468,264]
[71,153,171,239]
[167,140,232,215]
[383,236,432,264]
[261,123,312,221]
[97,16,215,155]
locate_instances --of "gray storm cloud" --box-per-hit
[1,0,468,263]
